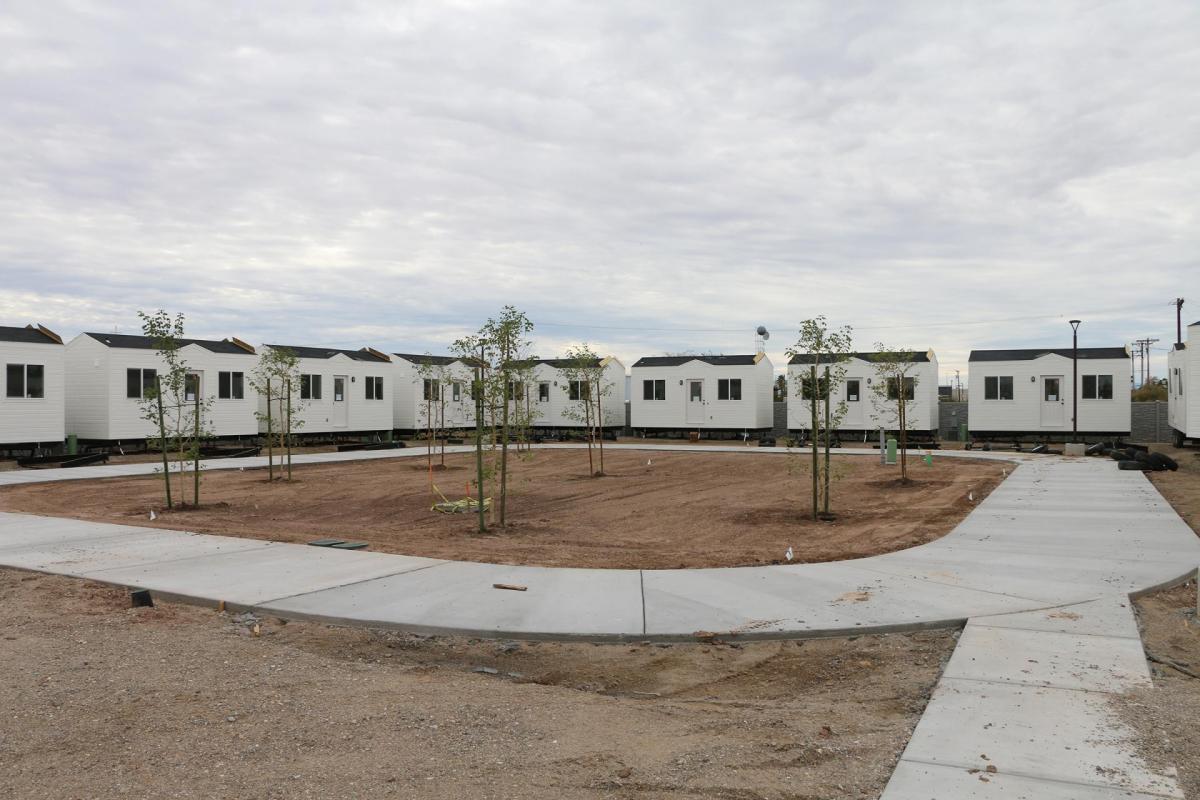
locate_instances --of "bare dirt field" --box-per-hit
[0,449,1004,569]
[1146,444,1200,538]
[0,568,953,800]
[1115,580,1200,799]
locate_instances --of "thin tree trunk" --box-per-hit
[193,388,200,506]
[899,392,908,482]
[810,364,819,521]
[500,370,510,526]
[155,376,172,509]
[474,353,486,533]
[595,379,605,476]
[823,365,831,515]
[265,380,274,482]
[286,378,293,481]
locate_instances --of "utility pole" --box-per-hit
[1133,337,1160,386]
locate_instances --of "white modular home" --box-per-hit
[65,332,259,443]
[522,356,626,432]
[1,324,65,451]
[786,350,940,440]
[1167,321,1199,446]
[968,346,1132,441]
[259,345,394,438]
[390,353,479,433]
[630,354,773,435]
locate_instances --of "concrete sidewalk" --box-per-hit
[1,446,1197,798]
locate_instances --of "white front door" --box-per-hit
[686,379,705,425]
[333,375,348,428]
[843,377,863,425]
[1040,375,1064,427]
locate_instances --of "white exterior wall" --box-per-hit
[1167,324,1199,437]
[630,357,772,430]
[391,359,477,431]
[261,351,393,436]
[968,354,1132,435]
[66,336,257,440]
[1,339,65,445]
[785,354,940,433]
[528,358,625,429]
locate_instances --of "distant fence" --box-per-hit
[1131,402,1170,443]
[939,402,969,440]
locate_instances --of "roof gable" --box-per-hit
[789,350,932,366]
[968,347,1129,362]
[84,332,253,355]
[632,354,762,368]
[266,344,391,363]
[0,324,63,345]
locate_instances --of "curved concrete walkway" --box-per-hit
[1,443,1197,798]
[0,445,1195,641]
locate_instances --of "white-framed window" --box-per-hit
[125,368,157,399]
[717,378,742,400]
[538,382,550,402]
[422,379,440,401]
[452,382,462,402]
[300,374,322,400]
[184,373,200,402]
[6,363,45,399]
[365,375,384,400]
[642,379,665,401]
[984,375,1014,400]
[886,377,915,401]
[569,380,590,401]
[1081,374,1113,400]
[218,371,244,399]
[845,379,861,402]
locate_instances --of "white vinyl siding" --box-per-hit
[968,352,1132,435]
[260,349,394,435]
[632,357,773,431]
[786,353,939,433]
[1167,325,1200,437]
[1,339,65,444]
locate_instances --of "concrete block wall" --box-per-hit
[939,402,968,440]
[1131,402,1171,443]
[772,402,788,437]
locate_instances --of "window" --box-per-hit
[569,380,590,401]
[506,381,524,401]
[983,375,1014,401]
[886,377,916,401]
[6,364,43,398]
[845,379,860,402]
[538,382,550,402]
[218,371,244,400]
[800,375,830,400]
[452,382,462,402]
[717,378,742,400]
[125,367,158,399]
[300,374,322,400]
[365,376,384,400]
[642,379,666,401]
[1176,368,1184,396]
[1081,374,1113,400]
[423,379,440,401]
[184,373,200,402]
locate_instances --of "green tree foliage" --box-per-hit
[869,345,922,484]
[136,310,212,508]
[559,344,615,477]
[786,317,853,520]
[1132,377,1167,402]
[249,346,305,482]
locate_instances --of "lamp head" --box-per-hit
[1069,319,1081,333]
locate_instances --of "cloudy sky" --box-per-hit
[1,1,1196,385]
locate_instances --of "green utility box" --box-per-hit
[885,437,898,465]
[66,434,78,456]
[958,423,968,442]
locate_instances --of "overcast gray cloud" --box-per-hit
[1,0,1196,382]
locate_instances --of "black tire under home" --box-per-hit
[1117,460,1151,471]
[1148,452,1179,472]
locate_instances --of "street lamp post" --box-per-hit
[1069,319,1081,442]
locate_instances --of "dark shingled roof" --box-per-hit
[0,325,62,345]
[534,357,604,369]
[968,347,1129,362]
[266,344,390,362]
[393,353,460,366]
[85,332,251,355]
[789,350,931,365]
[632,354,761,368]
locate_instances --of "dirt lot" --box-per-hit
[0,568,953,800]
[0,449,1003,569]
[1115,581,1200,799]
